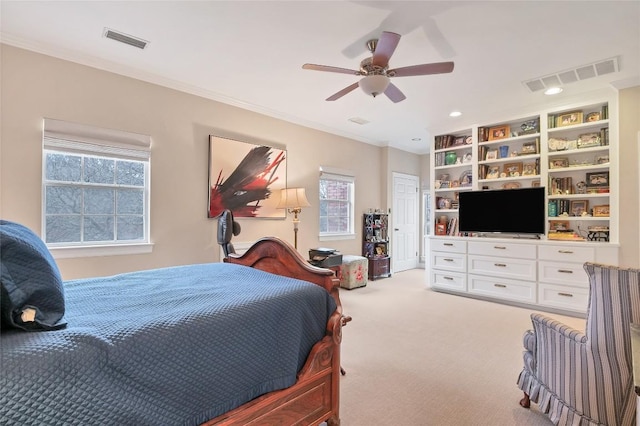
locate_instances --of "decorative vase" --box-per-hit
[445,151,457,165]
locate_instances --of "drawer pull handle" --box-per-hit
[558,292,574,297]
[444,243,454,246]
[558,269,573,274]
[494,246,506,250]
[558,250,574,254]
[494,263,507,267]
[444,276,454,281]
[494,284,507,288]
[444,258,454,262]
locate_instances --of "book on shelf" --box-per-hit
[550,177,573,195]
[446,217,458,236]
[478,127,488,142]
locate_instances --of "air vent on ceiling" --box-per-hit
[523,57,619,92]
[103,28,148,49]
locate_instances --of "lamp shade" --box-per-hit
[358,75,390,98]
[276,188,311,209]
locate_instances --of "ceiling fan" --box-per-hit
[302,31,454,103]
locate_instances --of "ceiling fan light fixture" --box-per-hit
[358,75,390,97]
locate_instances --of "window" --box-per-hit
[319,167,355,240]
[42,119,151,255]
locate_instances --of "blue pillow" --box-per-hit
[0,220,66,331]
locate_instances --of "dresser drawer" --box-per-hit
[431,252,466,272]
[538,261,589,288]
[538,244,595,263]
[468,241,536,259]
[468,255,536,280]
[538,283,589,313]
[431,238,466,254]
[431,270,466,292]
[468,275,536,303]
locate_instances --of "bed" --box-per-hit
[0,220,345,426]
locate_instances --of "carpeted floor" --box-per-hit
[338,268,585,426]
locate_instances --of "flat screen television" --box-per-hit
[458,187,545,236]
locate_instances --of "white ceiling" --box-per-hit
[2,1,639,154]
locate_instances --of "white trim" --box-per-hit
[50,242,154,259]
[319,233,356,242]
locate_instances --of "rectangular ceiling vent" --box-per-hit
[103,28,148,50]
[523,57,619,92]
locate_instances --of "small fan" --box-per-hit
[302,31,454,103]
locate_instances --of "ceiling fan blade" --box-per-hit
[390,61,454,77]
[384,82,406,103]
[372,31,401,68]
[302,63,359,75]
[326,82,359,101]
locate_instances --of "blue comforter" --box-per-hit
[0,262,336,425]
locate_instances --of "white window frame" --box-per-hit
[42,118,153,258]
[319,166,355,241]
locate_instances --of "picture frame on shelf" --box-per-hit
[486,149,498,160]
[531,180,541,187]
[549,157,569,169]
[453,136,466,146]
[595,154,609,164]
[577,132,601,149]
[586,112,601,122]
[570,200,589,217]
[486,165,501,179]
[593,205,610,217]
[586,171,609,187]
[522,162,537,175]
[549,220,570,231]
[503,162,523,177]
[557,111,583,127]
[488,125,510,141]
[521,141,537,154]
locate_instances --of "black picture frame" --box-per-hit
[586,171,609,187]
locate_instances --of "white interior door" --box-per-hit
[392,172,419,272]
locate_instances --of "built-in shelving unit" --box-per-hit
[427,95,619,315]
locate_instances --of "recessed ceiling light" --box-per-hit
[544,87,563,95]
[449,111,462,117]
[348,117,369,125]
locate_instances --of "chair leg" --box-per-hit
[519,392,531,408]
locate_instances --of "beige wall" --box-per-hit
[2,45,637,278]
[618,86,640,267]
[1,45,420,279]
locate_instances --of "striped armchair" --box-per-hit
[517,262,640,425]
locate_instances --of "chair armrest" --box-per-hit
[531,313,587,345]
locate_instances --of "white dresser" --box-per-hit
[429,236,619,315]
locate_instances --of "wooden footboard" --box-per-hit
[204,237,343,426]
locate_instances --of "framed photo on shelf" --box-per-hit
[488,125,510,141]
[569,200,589,217]
[586,111,601,122]
[521,141,537,154]
[485,149,498,160]
[549,220,570,231]
[522,162,537,175]
[503,162,523,177]
[595,154,609,164]
[549,157,569,169]
[556,111,583,127]
[486,165,501,179]
[593,205,610,217]
[586,171,609,187]
[577,133,601,149]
